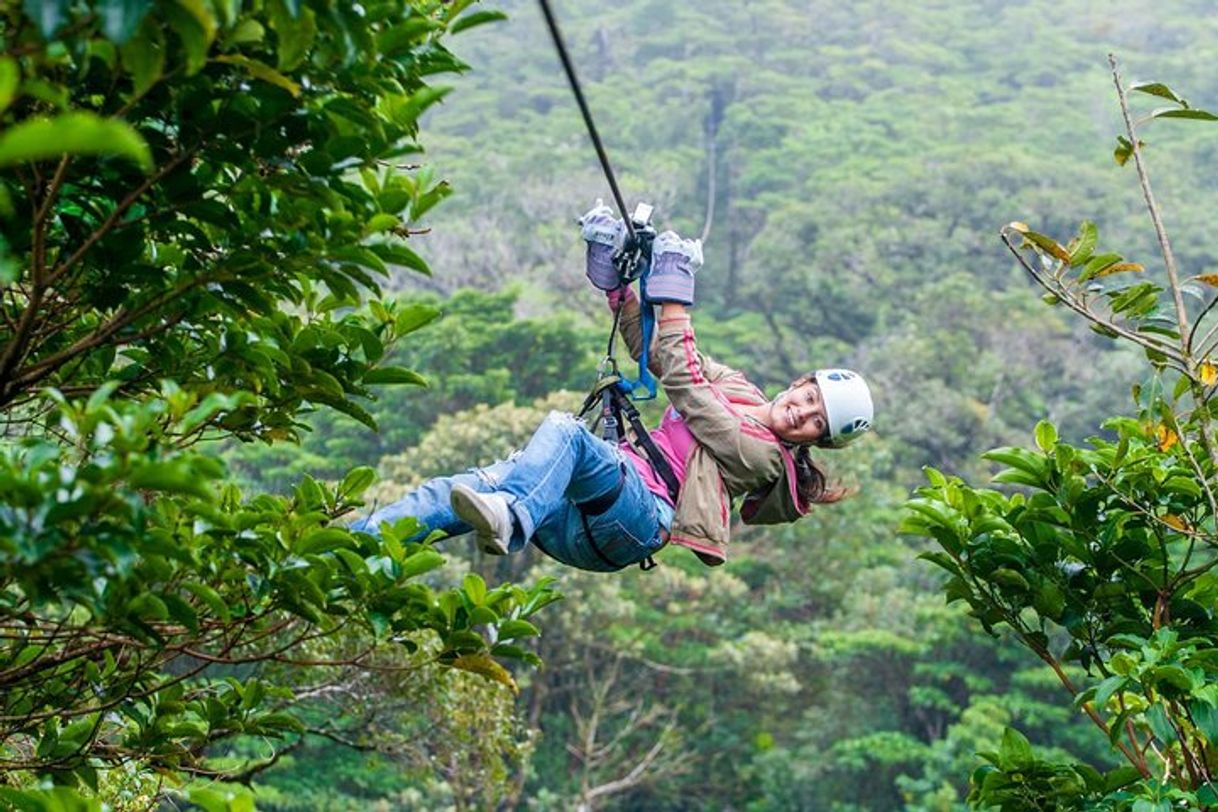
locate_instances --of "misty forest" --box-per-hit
[5,0,1218,810]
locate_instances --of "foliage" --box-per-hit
[0,0,471,436]
[206,0,1218,807]
[225,628,534,811]
[226,289,599,493]
[4,0,1211,807]
[0,0,560,807]
[904,71,1218,810]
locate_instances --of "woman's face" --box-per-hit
[767,379,828,444]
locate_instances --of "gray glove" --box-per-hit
[644,230,703,305]
[579,200,626,291]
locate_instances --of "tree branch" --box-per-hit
[1110,55,1190,349]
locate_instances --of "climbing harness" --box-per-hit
[539,0,680,571]
[578,376,680,504]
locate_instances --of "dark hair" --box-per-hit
[785,371,853,506]
[793,442,849,506]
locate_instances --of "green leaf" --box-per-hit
[214,54,301,96]
[0,57,18,115]
[400,548,445,579]
[252,711,307,734]
[1114,135,1140,166]
[917,550,963,577]
[129,459,214,498]
[410,179,452,222]
[990,568,1029,591]
[1092,675,1126,710]
[164,1,215,75]
[226,18,266,46]
[330,245,388,276]
[999,727,1033,769]
[325,396,377,431]
[1190,701,1218,744]
[339,466,376,499]
[470,605,498,625]
[267,0,317,72]
[1144,703,1177,744]
[297,527,356,555]
[364,366,427,386]
[463,572,487,604]
[182,581,232,623]
[1130,82,1181,102]
[371,243,432,275]
[120,23,166,98]
[0,112,152,170]
[98,0,154,44]
[394,303,442,335]
[982,446,1045,474]
[1069,220,1097,267]
[498,619,540,640]
[161,592,200,633]
[365,213,401,233]
[127,593,169,621]
[1103,765,1142,792]
[450,9,508,34]
[390,86,453,129]
[1034,420,1058,452]
[378,15,444,56]
[173,0,218,42]
[1152,108,1218,121]
[1032,582,1065,620]
[1147,665,1195,694]
[1079,252,1123,281]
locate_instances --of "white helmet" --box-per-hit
[814,369,873,448]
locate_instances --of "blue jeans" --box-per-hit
[351,412,666,572]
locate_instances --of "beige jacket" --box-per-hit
[616,293,808,565]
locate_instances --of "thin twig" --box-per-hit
[1110,55,1189,347]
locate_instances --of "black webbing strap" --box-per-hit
[574,464,629,571]
[579,378,680,505]
[612,389,680,504]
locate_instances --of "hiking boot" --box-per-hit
[450,484,513,556]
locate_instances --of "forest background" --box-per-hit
[6,0,1218,809]
[236,0,1216,808]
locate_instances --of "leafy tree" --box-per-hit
[0,1,557,807]
[226,288,600,493]
[904,65,1218,810]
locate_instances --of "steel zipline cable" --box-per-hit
[535,0,635,240]
[535,0,675,520]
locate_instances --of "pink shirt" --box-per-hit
[620,404,695,507]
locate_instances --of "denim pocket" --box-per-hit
[583,515,661,570]
[529,454,665,573]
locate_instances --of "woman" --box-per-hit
[351,204,874,571]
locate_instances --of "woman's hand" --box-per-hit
[643,230,702,306]
[579,200,625,291]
